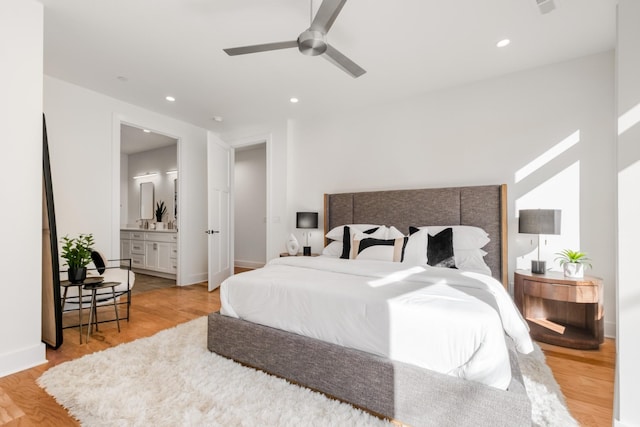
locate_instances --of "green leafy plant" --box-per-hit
[61,233,95,268]
[155,201,167,222]
[555,249,592,268]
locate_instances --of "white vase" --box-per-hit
[563,263,584,278]
[286,234,299,256]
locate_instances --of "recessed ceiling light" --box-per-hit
[290,97,299,103]
[496,39,511,48]
[143,129,151,133]
[212,116,223,122]
[166,96,176,102]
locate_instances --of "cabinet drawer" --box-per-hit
[130,240,145,254]
[144,232,176,243]
[120,231,131,240]
[171,260,177,272]
[523,280,599,303]
[130,231,145,240]
[170,243,177,259]
[130,254,145,268]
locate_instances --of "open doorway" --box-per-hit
[120,123,178,292]
[234,143,267,270]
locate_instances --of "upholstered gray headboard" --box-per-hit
[323,184,508,287]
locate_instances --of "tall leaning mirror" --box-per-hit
[140,182,154,219]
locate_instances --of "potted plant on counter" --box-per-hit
[555,249,592,278]
[155,201,167,229]
[61,233,95,283]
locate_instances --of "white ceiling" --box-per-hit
[121,124,177,155]
[42,0,617,136]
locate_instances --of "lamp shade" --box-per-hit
[518,209,561,235]
[296,212,318,229]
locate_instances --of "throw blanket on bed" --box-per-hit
[220,256,533,390]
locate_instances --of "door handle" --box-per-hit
[205,230,220,234]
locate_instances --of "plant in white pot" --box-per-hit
[61,233,95,283]
[555,249,592,278]
[155,201,167,229]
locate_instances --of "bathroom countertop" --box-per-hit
[121,227,177,233]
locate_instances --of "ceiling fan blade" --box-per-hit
[223,40,298,56]
[310,0,347,33]
[323,44,366,78]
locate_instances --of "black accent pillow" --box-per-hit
[340,226,380,259]
[427,228,456,268]
[409,226,420,235]
[91,250,106,274]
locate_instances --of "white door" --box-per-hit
[207,136,232,291]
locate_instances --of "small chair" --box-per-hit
[60,251,135,343]
[88,251,136,323]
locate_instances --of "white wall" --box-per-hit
[0,0,46,377]
[234,145,267,268]
[126,144,178,226]
[288,51,617,335]
[616,1,640,425]
[44,76,209,286]
[120,153,129,227]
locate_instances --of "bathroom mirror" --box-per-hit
[140,182,154,219]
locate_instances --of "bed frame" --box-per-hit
[208,184,531,426]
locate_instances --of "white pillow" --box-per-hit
[455,249,492,276]
[321,241,343,257]
[416,225,490,250]
[325,224,381,242]
[386,226,405,239]
[402,228,429,265]
[351,227,387,242]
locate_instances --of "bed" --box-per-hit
[208,184,533,426]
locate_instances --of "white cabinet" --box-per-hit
[120,230,177,278]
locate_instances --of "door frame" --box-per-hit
[111,115,185,284]
[228,134,272,271]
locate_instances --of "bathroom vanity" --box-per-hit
[121,229,177,279]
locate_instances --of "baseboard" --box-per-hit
[235,260,265,270]
[605,320,617,339]
[178,272,208,286]
[131,267,177,281]
[0,342,47,378]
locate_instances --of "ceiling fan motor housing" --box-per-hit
[297,30,327,56]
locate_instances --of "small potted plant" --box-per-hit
[61,233,95,283]
[555,249,592,278]
[155,201,167,228]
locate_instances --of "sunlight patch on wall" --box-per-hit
[515,161,580,271]
[515,130,580,183]
[618,102,640,136]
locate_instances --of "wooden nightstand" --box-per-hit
[514,270,604,349]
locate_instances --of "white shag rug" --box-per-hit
[38,317,578,427]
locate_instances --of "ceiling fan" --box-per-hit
[223,0,366,78]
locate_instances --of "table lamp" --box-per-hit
[296,212,318,256]
[518,209,561,274]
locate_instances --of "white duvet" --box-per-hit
[220,256,533,390]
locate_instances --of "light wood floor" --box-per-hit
[0,277,615,426]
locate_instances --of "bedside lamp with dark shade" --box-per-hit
[518,209,561,274]
[296,212,318,256]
